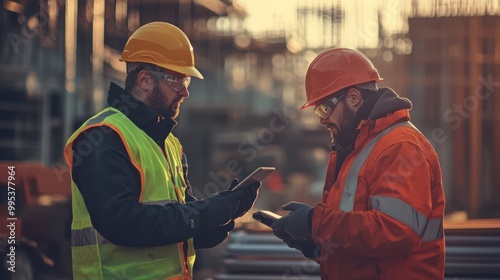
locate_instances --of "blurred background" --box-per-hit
[0,0,499,279]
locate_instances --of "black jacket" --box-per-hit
[72,82,208,247]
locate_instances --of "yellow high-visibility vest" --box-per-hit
[64,107,195,280]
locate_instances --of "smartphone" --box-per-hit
[231,167,275,191]
[252,210,282,227]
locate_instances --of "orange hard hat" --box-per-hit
[120,22,203,79]
[301,48,382,109]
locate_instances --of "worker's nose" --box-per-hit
[320,117,329,126]
[179,87,189,98]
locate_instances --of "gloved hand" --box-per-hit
[194,220,235,249]
[195,190,243,230]
[271,201,314,240]
[227,178,262,219]
[273,228,320,260]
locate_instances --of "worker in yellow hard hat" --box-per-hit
[64,22,261,280]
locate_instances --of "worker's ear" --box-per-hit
[136,70,153,92]
[345,88,363,111]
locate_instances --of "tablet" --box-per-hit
[252,210,282,227]
[231,167,275,191]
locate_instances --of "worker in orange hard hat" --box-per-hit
[65,22,261,280]
[271,48,446,279]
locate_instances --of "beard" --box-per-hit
[148,82,181,119]
[331,101,355,144]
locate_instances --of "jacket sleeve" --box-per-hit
[312,141,436,257]
[72,127,199,247]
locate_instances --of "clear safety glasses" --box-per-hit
[148,70,191,92]
[313,93,346,119]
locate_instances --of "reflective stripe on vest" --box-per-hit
[87,110,116,125]
[72,227,109,247]
[339,121,443,242]
[370,196,443,242]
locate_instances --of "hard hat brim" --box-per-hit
[300,101,314,110]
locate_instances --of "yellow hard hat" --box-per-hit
[120,22,203,79]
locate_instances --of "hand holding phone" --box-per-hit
[231,167,275,191]
[252,210,282,227]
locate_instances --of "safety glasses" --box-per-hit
[148,70,191,92]
[313,93,346,119]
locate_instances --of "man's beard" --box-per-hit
[331,102,355,145]
[148,82,180,119]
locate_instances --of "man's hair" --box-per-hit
[124,63,161,92]
[355,81,377,92]
[354,81,378,100]
[125,69,140,92]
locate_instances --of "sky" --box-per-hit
[235,0,384,49]
[233,0,500,50]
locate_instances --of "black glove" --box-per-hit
[194,220,235,249]
[193,190,243,230]
[273,228,320,260]
[271,201,314,240]
[227,178,261,219]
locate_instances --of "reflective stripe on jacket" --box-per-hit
[64,107,195,280]
[312,109,445,280]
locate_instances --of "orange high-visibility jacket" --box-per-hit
[312,109,445,280]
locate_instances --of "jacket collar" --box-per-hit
[354,109,411,153]
[107,82,177,145]
[356,87,411,135]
